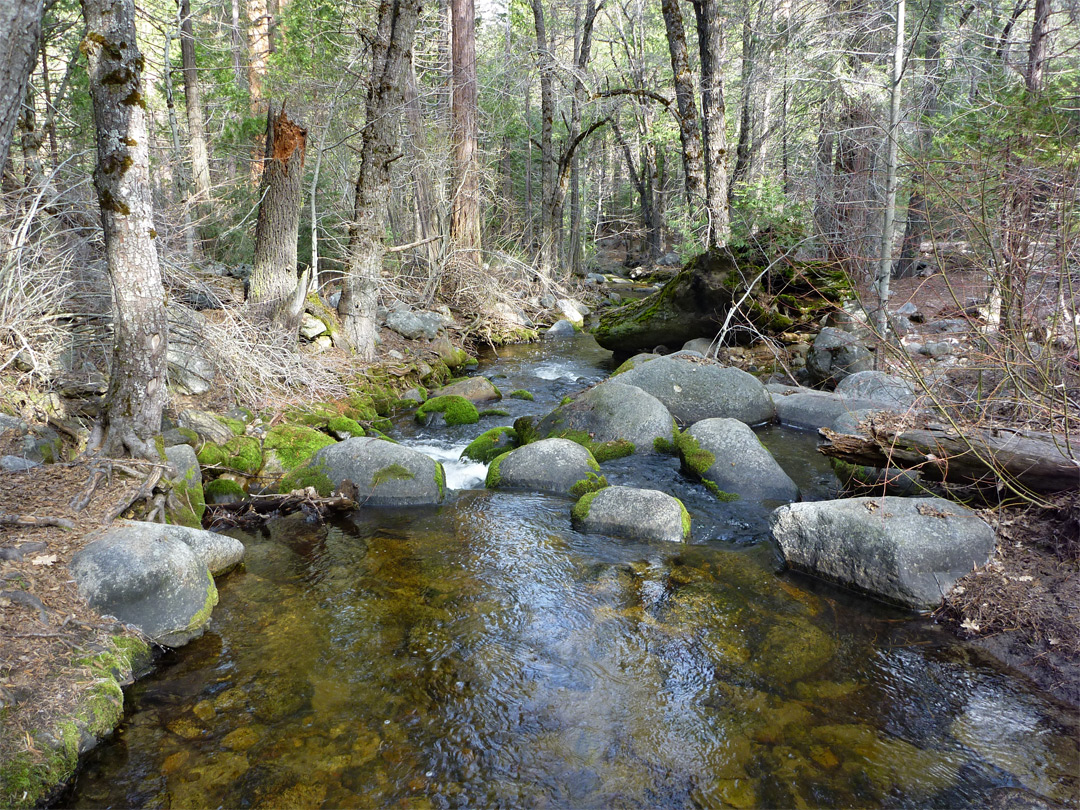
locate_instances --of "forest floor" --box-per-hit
[0,260,1077,804]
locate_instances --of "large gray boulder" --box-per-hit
[70,524,220,647]
[435,376,502,403]
[487,438,602,497]
[771,388,876,432]
[536,381,674,454]
[834,370,916,410]
[683,418,799,503]
[136,522,245,575]
[806,327,873,386]
[385,309,446,340]
[770,497,997,610]
[615,356,776,426]
[308,437,445,506]
[572,486,689,543]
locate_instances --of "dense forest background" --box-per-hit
[0,0,1077,453]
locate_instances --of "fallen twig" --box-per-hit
[0,513,75,529]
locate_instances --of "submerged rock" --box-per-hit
[616,356,776,426]
[486,438,604,497]
[537,380,674,456]
[572,486,690,543]
[304,437,445,505]
[770,496,996,610]
[682,418,799,503]
[70,524,221,647]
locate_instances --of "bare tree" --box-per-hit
[0,0,43,174]
[339,0,422,360]
[692,0,730,246]
[81,0,168,459]
[179,0,212,211]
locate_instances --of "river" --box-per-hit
[62,336,1078,809]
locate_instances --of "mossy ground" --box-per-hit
[197,436,263,475]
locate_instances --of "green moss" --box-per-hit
[434,462,446,501]
[478,408,510,418]
[674,430,740,501]
[415,395,479,426]
[205,478,246,500]
[560,395,574,406]
[513,416,539,446]
[570,472,609,498]
[654,436,677,454]
[264,424,335,471]
[366,428,398,444]
[571,490,601,524]
[485,451,512,489]
[327,416,365,438]
[679,501,692,540]
[508,389,534,401]
[461,426,518,463]
[278,461,334,496]
[177,427,198,445]
[218,416,246,436]
[371,464,415,488]
[183,573,218,634]
[167,473,206,529]
[197,436,263,475]
[344,392,380,422]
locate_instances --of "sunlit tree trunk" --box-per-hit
[531,0,557,280]
[82,0,168,459]
[449,0,480,281]
[661,0,705,203]
[247,0,270,182]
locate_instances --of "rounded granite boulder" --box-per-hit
[572,486,690,543]
[306,437,446,505]
[681,418,799,503]
[486,438,605,497]
[536,380,674,455]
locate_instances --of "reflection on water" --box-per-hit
[64,337,1078,809]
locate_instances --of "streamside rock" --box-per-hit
[135,522,245,575]
[771,388,876,432]
[385,309,446,340]
[683,418,799,503]
[615,356,776,425]
[806,327,873,386]
[178,408,234,445]
[770,497,997,610]
[486,438,603,497]
[435,376,502,403]
[572,486,690,543]
[306,437,445,505]
[545,319,577,337]
[70,524,220,647]
[834,370,916,410]
[536,381,675,454]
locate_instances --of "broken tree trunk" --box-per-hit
[819,420,1080,494]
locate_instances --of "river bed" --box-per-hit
[62,336,1078,809]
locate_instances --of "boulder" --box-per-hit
[299,313,327,339]
[536,380,674,455]
[681,337,718,358]
[806,327,873,386]
[305,437,445,505]
[0,455,38,472]
[461,426,518,463]
[545,319,577,337]
[682,418,799,503]
[178,409,234,445]
[615,356,776,426]
[834,371,916,410]
[770,496,997,610]
[611,352,660,376]
[70,525,220,647]
[117,521,244,576]
[385,309,445,340]
[486,438,603,497]
[557,298,587,326]
[435,376,501,403]
[772,388,875,432]
[167,307,215,395]
[164,444,206,528]
[572,486,690,543]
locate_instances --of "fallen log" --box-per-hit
[206,490,358,528]
[819,421,1080,494]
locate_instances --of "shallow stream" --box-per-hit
[64,336,1078,809]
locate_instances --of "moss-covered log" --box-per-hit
[593,246,849,355]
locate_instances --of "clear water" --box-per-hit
[63,337,1079,809]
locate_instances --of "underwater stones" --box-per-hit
[434,376,501,403]
[615,356,776,426]
[806,327,873,387]
[771,496,996,610]
[486,438,603,496]
[683,419,799,503]
[572,486,690,543]
[308,437,445,506]
[536,380,674,455]
[70,524,220,647]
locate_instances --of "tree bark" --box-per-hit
[81,0,168,460]
[692,0,730,247]
[179,0,212,210]
[449,0,480,280]
[247,0,270,182]
[248,103,307,342]
[530,0,557,280]
[661,0,705,203]
[339,0,421,360]
[0,0,43,173]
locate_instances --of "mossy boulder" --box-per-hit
[594,247,849,355]
[262,424,336,478]
[572,485,690,543]
[164,444,206,529]
[536,380,674,457]
[682,419,799,504]
[205,477,246,504]
[415,395,480,427]
[461,426,519,463]
[435,376,502,403]
[485,438,602,497]
[197,435,264,475]
[302,437,446,505]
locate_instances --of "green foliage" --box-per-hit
[727,179,809,252]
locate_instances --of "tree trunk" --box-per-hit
[692,0,730,247]
[449,0,480,281]
[163,26,196,260]
[19,81,43,189]
[81,0,168,460]
[339,0,421,361]
[247,0,270,182]
[248,103,307,342]
[660,0,705,204]
[179,0,212,211]
[403,60,442,296]
[531,0,557,280]
[0,0,43,173]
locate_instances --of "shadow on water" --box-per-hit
[63,336,1079,809]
